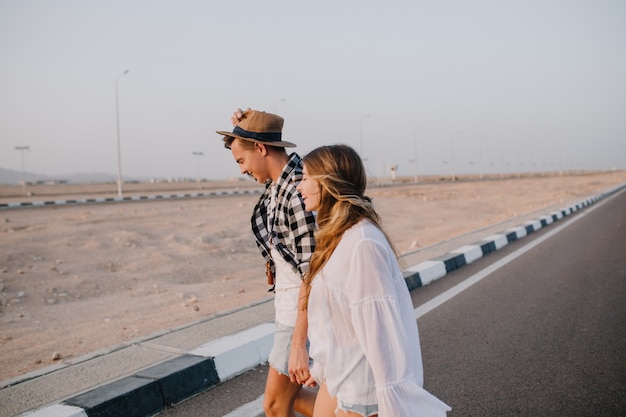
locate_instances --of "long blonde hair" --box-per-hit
[303,145,395,305]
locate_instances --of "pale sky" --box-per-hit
[1,0,625,181]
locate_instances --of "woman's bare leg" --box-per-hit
[312,382,337,417]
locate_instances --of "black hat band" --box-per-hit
[233,126,282,142]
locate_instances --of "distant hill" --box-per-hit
[0,167,119,185]
[0,167,48,185]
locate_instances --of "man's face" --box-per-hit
[230,139,270,183]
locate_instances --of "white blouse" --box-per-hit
[308,219,451,416]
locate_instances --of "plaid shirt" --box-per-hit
[251,153,316,278]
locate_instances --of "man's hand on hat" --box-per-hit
[230,107,251,127]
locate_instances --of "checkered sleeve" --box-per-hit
[250,185,272,264]
[287,189,316,276]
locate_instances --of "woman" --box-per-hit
[296,145,450,417]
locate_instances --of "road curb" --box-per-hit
[0,189,263,210]
[17,183,626,417]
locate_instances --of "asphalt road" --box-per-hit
[158,190,626,417]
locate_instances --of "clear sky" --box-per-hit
[1,0,625,181]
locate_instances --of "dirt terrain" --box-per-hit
[1,171,624,381]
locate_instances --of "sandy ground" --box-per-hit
[1,172,625,381]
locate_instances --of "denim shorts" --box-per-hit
[337,401,379,417]
[268,322,294,376]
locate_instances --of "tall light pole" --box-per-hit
[115,69,129,198]
[274,98,285,113]
[411,125,423,183]
[451,131,458,182]
[14,145,30,196]
[192,151,204,187]
[479,138,484,180]
[359,114,370,157]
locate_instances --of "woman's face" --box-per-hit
[297,165,321,212]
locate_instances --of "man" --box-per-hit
[217,109,316,417]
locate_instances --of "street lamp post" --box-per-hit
[14,145,30,196]
[451,132,457,182]
[413,125,423,183]
[193,151,204,187]
[115,69,129,198]
[479,138,484,180]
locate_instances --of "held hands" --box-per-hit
[288,344,316,387]
[303,375,316,388]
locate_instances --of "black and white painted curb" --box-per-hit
[0,189,263,210]
[402,193,602,289]
[20,183,625,417]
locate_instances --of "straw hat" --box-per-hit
[216,110,296,148]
